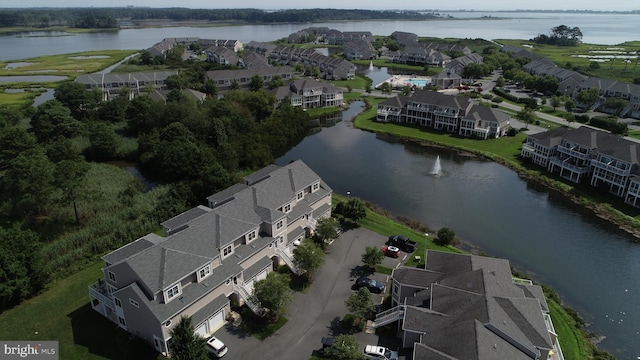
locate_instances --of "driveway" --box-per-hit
[215,227,406,360]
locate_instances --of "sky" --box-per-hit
[1,0,636,11]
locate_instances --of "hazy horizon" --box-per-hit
[0,0,636,12]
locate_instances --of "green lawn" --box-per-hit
[0,261,159,360]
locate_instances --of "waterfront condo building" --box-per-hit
[374,250,563,360]
[88,160,332,355]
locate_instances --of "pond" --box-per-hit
[276,101,640,358]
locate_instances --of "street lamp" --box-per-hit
[346,191,351,199]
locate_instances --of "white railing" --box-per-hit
[590,160,631,176]
[276,249,299,274]
[88,281,115,311]
[372,305,405,327]
[306,217,318,230]
[234,283,262,315]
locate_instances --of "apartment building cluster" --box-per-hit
[503,45,640,120]
[376,250,562,360]
[243,41,356,80]
[376,89,511,139]
[88,160,332,355]
[522,126,640,207]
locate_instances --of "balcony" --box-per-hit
[521,143,536,154]
[591,160,631,176]
[557,146,590,160]
[549,158,590,174]
[88,281,115,311]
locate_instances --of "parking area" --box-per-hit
[214,227,410,360]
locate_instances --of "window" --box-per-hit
[129,299,139,308]
[297,191,304,200]
[312,182,320,192]
[166,284,181,301]
[108,271,117,283]
[198,265,211,280]
[222,245,233,258]
[283,204,291,213]
[276,220,284,230]
[114,297,122,308]
[118,317,126,326]
[246,230,256,242]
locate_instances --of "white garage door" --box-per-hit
[207,310,225,333]
[256,268,268,282]
[246,268,269,292]
[194,323,208,338]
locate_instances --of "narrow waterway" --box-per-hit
[277,102,640,359]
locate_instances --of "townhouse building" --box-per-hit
[270,78,343,109]
[390,46,451,67]
[521,126,640,207]
[205,66,296,94]
[511,45,640,120]
[206,46,240,66]
[89,160,332,355]
[374,250,561,360]
[263,44,356,80]
[445,53,484,76]
[377,90,510,139]
[342,39,376,60]
[74,71,177,101]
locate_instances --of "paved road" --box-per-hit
[215,228,405,360]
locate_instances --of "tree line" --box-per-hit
[0,57,313,311]
[0,8,439,28]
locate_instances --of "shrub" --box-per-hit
[434,227,456,246]
[341,313,364,332]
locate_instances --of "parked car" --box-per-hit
[387,235,417,252]
[382,245,400,258]
[206,336,228,358]
[321,336,334,354]
[354,277,384,293]
[363,345,398,360]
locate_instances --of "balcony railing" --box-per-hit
[549,158,590,174]
[276,249,299,274]
[88,281,115,311]
[373,305,405,328]
[233,283,263,316]
[557,146,590,160]
[591,160,631,176]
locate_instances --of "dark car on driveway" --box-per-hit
[353,277,384,293]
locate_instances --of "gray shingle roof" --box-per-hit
[106,160,328,322]
[102,233,165,265]
[399,251,552,360]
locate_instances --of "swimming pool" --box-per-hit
[404,78,428,87]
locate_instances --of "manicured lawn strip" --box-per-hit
[374,265,393,275]
[0,50,137,78]
[548,299,590,360]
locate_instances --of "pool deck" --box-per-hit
[376,75,432,89]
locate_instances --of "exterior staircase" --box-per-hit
[372,305,405,328]
[276,249,299,274]
[234,283,263,316]
[306,217,318,231]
